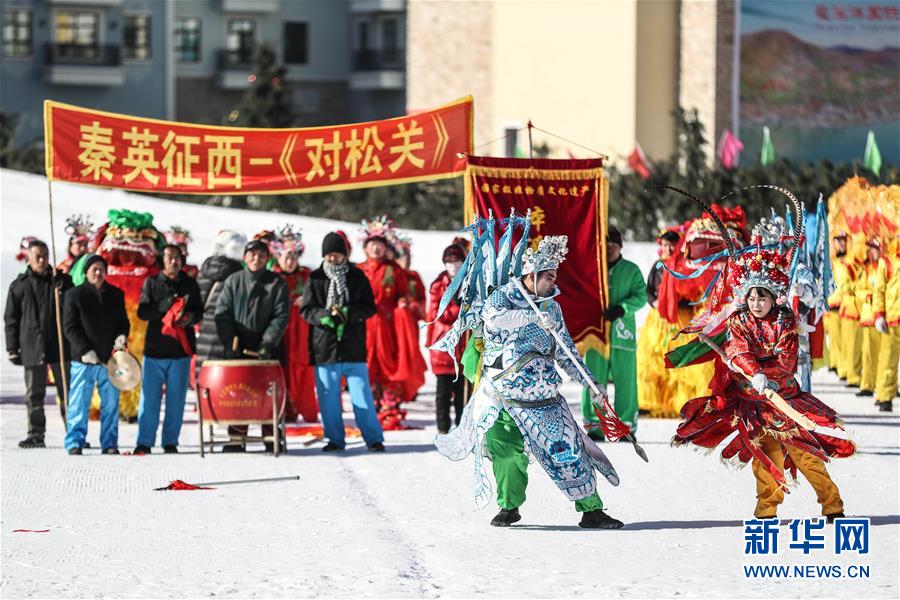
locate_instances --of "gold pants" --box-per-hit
[875,325,900,403]
[826,310,842,370]
[751,435,844,518]
[860,326,883,392]
[840,317,862,385]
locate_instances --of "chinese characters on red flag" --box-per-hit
[464,156,611,353]
[44,97,473,194]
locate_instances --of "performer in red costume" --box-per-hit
[393,233,427,403]
[272,225,317,423]
[356,216,410,430]
[426,242,468,433]
[56,215,94,274]
[665,187,855,520]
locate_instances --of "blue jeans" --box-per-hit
[315,362,383,448]
[136,356,191,448]
[65,362,119,450]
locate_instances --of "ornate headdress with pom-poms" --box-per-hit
[165,226,192,247]
[729,224,792,306]
[393,232,413,257]
[522,235,568,275]
[358,215,397,246]
[273,224,305,255]
[65,214,94,243]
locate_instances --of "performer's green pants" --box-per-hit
[580,347,638,433]
[485,409,603,512]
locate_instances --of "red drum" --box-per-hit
[198,360,285,424]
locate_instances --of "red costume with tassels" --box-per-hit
[667,186,854,520]
[394,268,427,403]
[277,266,318,422]
[358,256,410,429]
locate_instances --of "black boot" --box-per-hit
[579,509,624,529]
[68,447,82,455]
[18,436,45,449]
[826,512,845,523]
[879,400,893,412]
[322,442,344,452]
[163,445,178,454]
[133,445,151,455]
[490,508,521,527]
[855,389,873,397]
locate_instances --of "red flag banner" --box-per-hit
[44,97,473,195]
[464,156,610,354]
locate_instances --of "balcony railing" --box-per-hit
[45,43,121,66]
[217,48,255,71]
[352,48,405,72]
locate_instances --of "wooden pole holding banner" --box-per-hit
[47,179,69,417]
[527,120,534,159]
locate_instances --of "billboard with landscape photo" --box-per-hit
[739,0,900,165]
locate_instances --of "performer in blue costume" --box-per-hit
[433,217,634,529]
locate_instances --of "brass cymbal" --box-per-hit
[106,351,142,391]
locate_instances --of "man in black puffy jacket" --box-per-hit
[301,232,383,452]
[195,230,246,366]
[62,255,130,455]
[4,240,72,448]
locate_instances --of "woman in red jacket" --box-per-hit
[426,243,468,433]
[273,225,317,423]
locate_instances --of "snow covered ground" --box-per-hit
[1,371,897,598]
[1,168,898,598]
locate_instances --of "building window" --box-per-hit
[381,18,398,61]
[357,21,369,51]
[284,22,307,64]
[123,14,150,60]
[54,10,99,46]
[3,8,32,58]
[53,9,100,60]
[175,17,200,63]
[226,18,255,64]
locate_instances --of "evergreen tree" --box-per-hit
[230,43,294,128]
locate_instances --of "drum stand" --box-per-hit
[198,381,286,457]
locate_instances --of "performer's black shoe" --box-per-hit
[847,383,859,389]
[68,447,82,455]
[133,445,151,455]
[855,389,874,397]
[163,445,178,454]
[367,442,386,452]
[878,400,893,412]
[826,512,845,523]
[18,436,45,449]
[490,508,521,527]
[579,509,624,529]
[322,442,344,452]
[222,443,246,453]
[828,367,838,374]
[102,447,119,455]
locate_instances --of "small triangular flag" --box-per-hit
[760,127,775,166]
[863,130,882,176]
